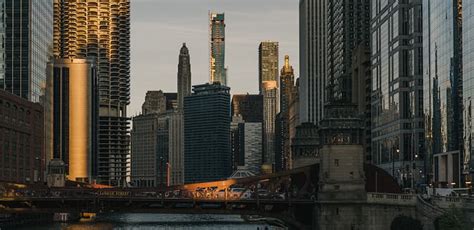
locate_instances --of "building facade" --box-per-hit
[0,0,53,103]
[209,12,226,86]
[278,55,295,170]
[259,42,279,167]
[0,90,45,184]
[231,116,263,175]
[299,0,326,124]
[45,58,97,182]
[463,1,474,185]
[259,41,279,94]
[371,0,424,187]
[184,83,231,183]
[351,45,372,161]
[54,0,131,186]
[327,0,370,102]
[231,94,263,123]
[424,0,463,188]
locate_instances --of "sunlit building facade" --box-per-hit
[209,12,226,86]
[54,0,131,186]
[259,42,279,167]
[371,0,424,187]
[0,0,53,102]
[46,58,97,182]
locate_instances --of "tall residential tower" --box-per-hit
[209,12,227,86]
[54,0,131,186]
[259,41,279,167]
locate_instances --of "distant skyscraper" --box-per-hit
[259,42,279,167]
[178,43,191,110]
[327,0,370,102]
[299,0,326,124]
[142,91,166,115]
[231,94,263,122]
[209,12,227,86]
[277,55,295,170]
[54,0,131,186]
[371,0,424,186]
[45,58,97,182]
[131,92,182,187]
[0,1,53,102]
[424,0,463,187]
[184,83,231,183]
[259,41,279,94]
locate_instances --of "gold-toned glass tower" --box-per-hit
[54,0,131,186]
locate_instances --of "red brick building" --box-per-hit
[0,90,44,184]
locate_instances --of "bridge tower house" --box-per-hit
[317,102,367,229]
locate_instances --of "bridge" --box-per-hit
[0,164,452,230]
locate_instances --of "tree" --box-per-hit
[391,215,423,230]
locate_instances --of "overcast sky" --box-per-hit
[130,0,299,115]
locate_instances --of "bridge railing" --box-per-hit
[431,196,465,209]
[367,193,417,206]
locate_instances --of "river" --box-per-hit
[7,213,286,230]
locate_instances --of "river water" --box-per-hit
[8,213,286,230]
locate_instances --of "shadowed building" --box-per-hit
[371,0,424,187]
[0,90,45,184]
[184,83,231,183]
[231,94,263,123]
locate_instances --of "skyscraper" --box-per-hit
[277,55,295,170]
[259,42,279,167]
[184,83,231,183]
[259,41,279,94]
[45,58,97,182]
[299,0,326,124]
[371,0,424,187]
[0,0,53,102]
[178,43,191,110]
[327,0,370,102]
[209,12,226,86]
[464,0,474,185]
[54,0,131,186]
[424,0,463,187]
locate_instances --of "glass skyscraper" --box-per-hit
[0,0,53,102]
[371,0,424,187]
[424,0,463,187]
[209,12,226,86]
[463,1,474,184]
[184,83,231,183]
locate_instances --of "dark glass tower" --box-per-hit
[209,12,226,86]
[424,0,462,186]
[184,83,231,183]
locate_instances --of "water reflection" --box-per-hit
[12,214,284,230]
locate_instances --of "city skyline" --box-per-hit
[130,0,299,115]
